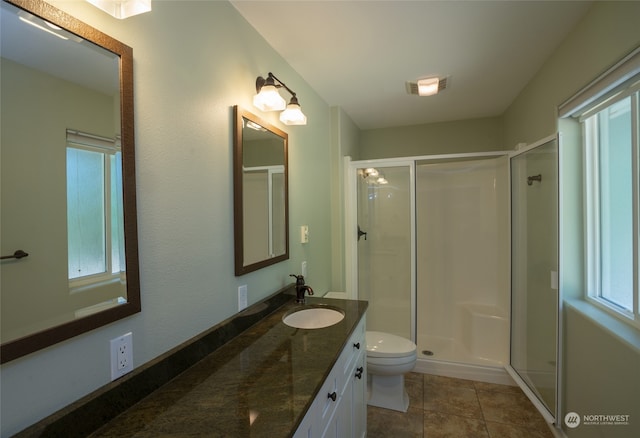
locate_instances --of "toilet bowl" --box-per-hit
[366,331,417,412]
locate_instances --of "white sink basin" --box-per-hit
[282,306,345,329]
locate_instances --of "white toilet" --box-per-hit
[366,331,417,412]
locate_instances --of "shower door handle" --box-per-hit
[357,225,367,241]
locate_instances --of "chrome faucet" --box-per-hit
[290,274,314,304]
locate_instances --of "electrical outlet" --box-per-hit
[110,332,133,381]
[238,285,248,311]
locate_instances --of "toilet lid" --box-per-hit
[366,331,417,358]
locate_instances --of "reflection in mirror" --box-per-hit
[0,0,140,363]
[234,106,289,276]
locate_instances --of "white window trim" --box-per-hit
[634,90,640,325]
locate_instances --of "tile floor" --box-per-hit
[367,373,556,438]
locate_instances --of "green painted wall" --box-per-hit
[330,107,360,292]
[359,116,504,159]
[503,1,640,147]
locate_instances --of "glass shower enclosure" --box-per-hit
[347,143,560,424]
[508,136,559,423]
[355,163,415,340]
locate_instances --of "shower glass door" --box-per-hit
[356,163,414,340]
[509,137,559,421]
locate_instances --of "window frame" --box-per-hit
[582,83,640,329]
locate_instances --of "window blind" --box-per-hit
[558,46,640,118]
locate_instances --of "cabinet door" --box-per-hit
[321,391,343,438]
[328,354,366,438]
[293,418,312,438]
[293,313,368,438]
[293,395,318,438]
[352,353,367,438]
[336,373,353,438]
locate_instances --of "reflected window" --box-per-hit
[66,130,125,284]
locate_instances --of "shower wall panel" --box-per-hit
[416,157,509,366]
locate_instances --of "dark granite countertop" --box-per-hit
[86,296,367,437]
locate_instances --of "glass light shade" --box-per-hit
[87,0,152,19]
[417,77,439,96]
[253,85,286,112]
[280,103,307,125]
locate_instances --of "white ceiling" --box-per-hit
[231,0,592,130]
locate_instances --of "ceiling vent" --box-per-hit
[406,77,448,96]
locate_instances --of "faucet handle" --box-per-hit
[290,274,305,285]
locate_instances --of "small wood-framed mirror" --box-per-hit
[0,0,140,363]
[233,106,289,276]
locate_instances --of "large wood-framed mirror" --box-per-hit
[233,106,289,276]
[0,0,140,363]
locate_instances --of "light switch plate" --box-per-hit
[300,225,309,243]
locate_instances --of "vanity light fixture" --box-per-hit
[279,96,307,125]
[254,72,307,125]
[253,74,286,111]
[86,0,152,19]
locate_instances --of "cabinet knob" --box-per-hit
[328,391,337,401]
[353,342,360,349]
[355,367,364,379]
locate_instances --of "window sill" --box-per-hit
[70,274,125,294]
[565,298,640,353]
[74,297,126,318]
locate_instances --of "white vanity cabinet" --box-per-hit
[294,314,366,438]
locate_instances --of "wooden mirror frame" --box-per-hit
[233,106,289,276]
[1,0,140,363]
